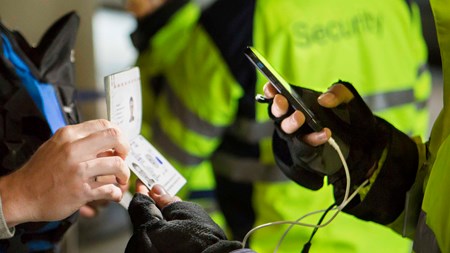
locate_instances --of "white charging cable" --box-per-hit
[241,136,369,251]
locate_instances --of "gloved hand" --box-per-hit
[125,182,244,253]
[264,81,418,223]
[265,81,384,191]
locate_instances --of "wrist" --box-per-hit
[339,119,419,224]
[0,170,33,227]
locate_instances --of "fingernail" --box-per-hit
[271,106,280,118]
[151,184,167,196]
[317,131,328,141]
[263,84,269,94]
[263,83,274,95]
[272,96,285,117]
[318,93,336,105]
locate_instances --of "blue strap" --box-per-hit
[1,34,66,134]
[26,241,54,252]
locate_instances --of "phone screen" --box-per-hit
[244,46,323,132]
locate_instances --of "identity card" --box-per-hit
[104,67,186,196]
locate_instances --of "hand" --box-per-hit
[264,82,354,143]
[125,181,243,253]
[125,0,167,18]
[264,81,390,194]
[0,119,130,227]
[265,82,420,224]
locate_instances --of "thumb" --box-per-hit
[318,83,354,108]
[135,179,150,195]
[150,184,181,209]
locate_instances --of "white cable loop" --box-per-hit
[241,137,369,252]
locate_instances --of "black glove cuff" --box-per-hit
[337,118,419,224]
[128,193,163,229]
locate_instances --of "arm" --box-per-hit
[265,82,422,231]
[127,0,201,73]
[0,119,130,230]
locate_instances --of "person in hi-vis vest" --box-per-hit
[125,0,431,252]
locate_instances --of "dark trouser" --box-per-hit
[214,174,255,244]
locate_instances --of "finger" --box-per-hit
[79,200,108,218]
[97,149,115,158]
[280,110,306,134]
[71,127,130,161]
[301,128,332,147]
[318,83,354,108]
[94,175,118,184]
[136,179,150,195]
[119,181,130,193]
[84,156,130,185]
[150,184,181,209]
[263,82,279,98]
[271,94,290,118]
[91,184,123,202]
[54,119,115,142]
[87,199,109,209]
[79,205,97,218]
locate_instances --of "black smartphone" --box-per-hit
[244,46,323,132]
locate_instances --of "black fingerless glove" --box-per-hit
[271,81,362,190]
[271,81,418,224]
[125,193,245,253]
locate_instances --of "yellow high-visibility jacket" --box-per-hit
[131,0,431,251]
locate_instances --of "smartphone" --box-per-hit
[244,46,323,132]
